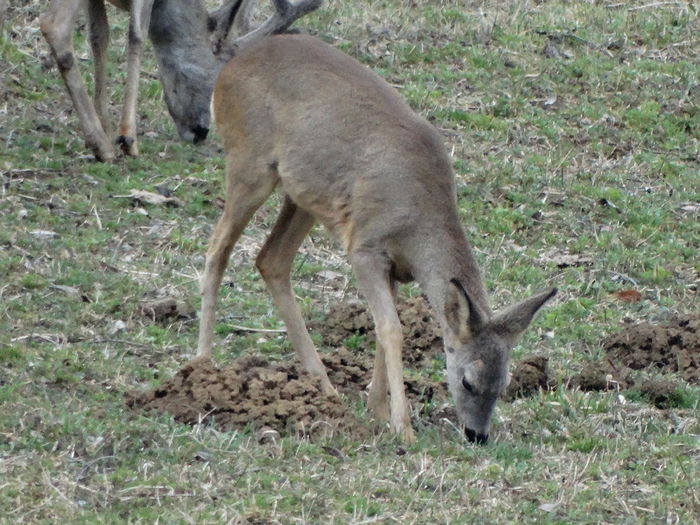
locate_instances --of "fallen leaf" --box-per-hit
[612,290,642,303]
[111,320,127,334]
[538,248,593,268]
[543,94,558,108]
[51,284,81,299]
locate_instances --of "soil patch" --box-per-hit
[315,295,442,366]
[570,314,699,402]
[504,356,554,401]
[127,355,354,438]
[604,315,699,383]
[128,348,451,437]
[130,308,698,437]
[137,297,195,323]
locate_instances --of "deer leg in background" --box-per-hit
[40,0,115,161]
[366,279,397,424]
[196,169,278,360]
[351,252,414,443]
[116,0,155,156]
[255,196,336,396]
[86,0,111,137]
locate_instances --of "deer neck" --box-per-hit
[409,223,492,327]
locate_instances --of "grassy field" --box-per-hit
[1,0,699,523]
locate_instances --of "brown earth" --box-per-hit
[128,346,451,438]
[129,300,698,436]
[127,354,356,438]
[128,297,551,436]
[503,355,554,401]
[314,295,442,366]
[137,297,196,324]
[570,314,699,406]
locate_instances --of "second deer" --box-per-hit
[197,34,557,444]
[39,0,321,161]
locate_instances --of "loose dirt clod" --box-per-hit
[504,356,553,401]
[604,315,699,383]
[570,315,699,400]
[127,348,449,438]
[137,297,195,323]
[130,309,698,437]
[127,356,354,438]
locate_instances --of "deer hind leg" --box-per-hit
[255,196,336,396]
[366,279,397,424]
[196,166,278,360]
[116,0,155,156]
[351,252,415,443]
[40,0,114,161]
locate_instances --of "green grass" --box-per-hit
[1,0,699,523]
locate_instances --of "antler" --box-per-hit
[213,0,323,60]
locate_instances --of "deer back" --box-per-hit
[213,34,459,255]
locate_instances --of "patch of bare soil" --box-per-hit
[137,297,195,324]
[315,296,442,366]
[570,315,699,406]
[128,347,449,438]
[504,356,554,401]
[127,355,355,438]
[130,307,697,436]
[604,315,699,383]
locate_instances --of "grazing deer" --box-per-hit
[39,0,321,161]
[197,34,557,444]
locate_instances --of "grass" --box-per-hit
[1,0,699,523]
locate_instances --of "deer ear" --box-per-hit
[445,279,485,341]
[493,288,557,345]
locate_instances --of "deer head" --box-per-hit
[149,0,323,145]
[444,281,557,443]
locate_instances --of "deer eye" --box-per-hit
[462,376,475,393]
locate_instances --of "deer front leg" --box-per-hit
[86,0,111,137]
[255,196,336,396]
[116,0,155,156]
[352,253,415,443]
[40,0,115,161]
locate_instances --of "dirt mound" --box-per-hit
[603,315,699,383]
[570,315,699,403]
[129,311,699,437]
[137,297,195,323]
[504,356,554,401]
[127,356,353,437]
[128,348,451,437]
[316,296,442,366]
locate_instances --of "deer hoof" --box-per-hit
[320,379,339,397]
[367,395,390,423]
[116,135,138,156]
[392,420,416,444]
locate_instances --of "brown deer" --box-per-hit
[197,34,557,444]
[39,0,321,161]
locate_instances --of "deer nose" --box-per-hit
[192,125,209,144]
[464,427,489,445]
